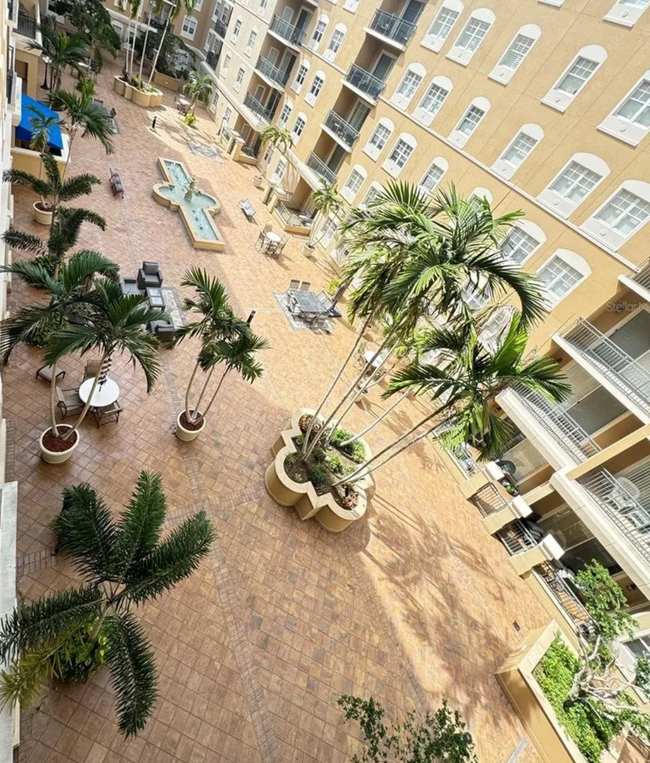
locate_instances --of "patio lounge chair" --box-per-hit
[36,365,65,384]
[239,199,256,222]
[56,388,84,419]
[109,168,124,198]
[137,262,163,290]
[148,320,176,343]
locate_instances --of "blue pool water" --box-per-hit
[158,159,220,241]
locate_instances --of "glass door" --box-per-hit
[348,101,370,131]
[371,52,395,83]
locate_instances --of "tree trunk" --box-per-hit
[138,2,153,81]
[62,350,109,440]
[184,359,200,420]
[189,366,215,423]
[200,367,229,418]
[49,363,60,438]
[341,389,410,447]
[62,130,77,180]
[147,14,171,86]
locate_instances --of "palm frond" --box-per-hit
[1,227,47,255]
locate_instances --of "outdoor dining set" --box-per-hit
[285,280,339,328]
[255,223,288,258]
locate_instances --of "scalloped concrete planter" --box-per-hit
[113,76,126,96]
[264,408,374,533]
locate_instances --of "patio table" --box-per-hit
[79,378,120,407]
[288,289,328,316]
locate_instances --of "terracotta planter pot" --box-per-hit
[39,427,79,464]
[175,411,205,442]
[33,202,53,225]
[113,76,127,96]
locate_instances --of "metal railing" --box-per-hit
[344,64,386,100]
[214,17,229,37]
[17,12,36,38]
[510,384,600,464]
[243,92,274,121]
[470,484,508,518]
[270,15,305,46]
[535,561,593,633]
[368,9,417,45]
[205,50,220,69]
[241,143,260,158]
[255,56,290,87]
[275,202,313,228]
[560,318,650,416]
[323,110,360,148]
[6,70,16,107]
[306,152,336,185]
[579,468,650,563]
[498,519,538,556]
[631,258,650,292]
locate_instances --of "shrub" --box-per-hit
[325,453,344,475]
[311,446,326,463]
[308,463,328,488]
[326,278,341,296]
[329,427,352,447]
[183,113,197,126]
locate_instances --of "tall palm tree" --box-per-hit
[0,252,119,439]
[183,71,213,114]
[146,0,195,86]
[308,180,344,247]
[0,472,214,737]
[136,0,164,80]
[48,88,115,176]
[27,107,64,155]
[30,18,89,91]
[336,314,570,485]
[259,125,293,168]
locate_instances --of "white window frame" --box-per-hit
[499,220,546,265]
[341,165,367,202]
[447,8,495,67]
[537,153,610,218]
[604,0,649,27]
[305,71,325,106]
[233,66,245,91]
[221,53,231,77]
[489,24,541,85]
[382,132,417,178]
[413,76,452,126]
[181,15,198,39]
[278,99,293,126]
[292,60,310,93]
[204,28,217,52]
[363,117,394,161]
[391,62,425,110]
[291,112,307,143]
[470,187,493,203]
[231,17,242,42]
[259,0,269,11]
[343,0,360,11]
[581,180,650,250]
[599,71,650,147]
[324,23,346,61]
[421,0,463,53]
[536,250,591,307]
[320,215,338,248]
[449,96,490,147]
[362,181,384,207]
[194,0,203,10]
[245,29,257,56]
[542,45,607,113]
[418,157,448,195]
[308,14,328,51]
[493,123,544,180]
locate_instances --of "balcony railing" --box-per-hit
[323,110,359,149]
[255,56,290,87]
[579,469,650,563]
[631,258,650,292]
[241,143,260,158]
[205,50,220,69]
[368,9,417,46]
[497,519,538,556]
[535,561,593,634]
[470,484,508,518]
[269,15,305,46]
[243,92,275,121]
[344,64,386,100]
[510,384,600,464]
[17,12,36,38]
[560,318,650,416]
[214,18,228,38]
[306,153,336,185]
[276,202,313,228]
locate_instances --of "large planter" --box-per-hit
[113,75,127,96]
[123,82,135,101]
[175,411,205,442]
[131,88,152,108]
[149,89,164,108]
[33,202,52,225]
[264,408,374,533]
[39,427,80,464]
[252,175,265,190]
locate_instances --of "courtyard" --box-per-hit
[7,62,549,763]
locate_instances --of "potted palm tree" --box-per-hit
[0,471,214,737]
[302,179,344,257]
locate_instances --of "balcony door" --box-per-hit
[326,145,347,173]
[595,309,650,370]
[371,52,395,83]
[348,101,370,131]
[400,0,424,23]
[294,8,312,34]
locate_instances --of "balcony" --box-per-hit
[269,15,305,48]
[498,519,538,555]
[243,93,275,122]
[556,318,650,418]
[255,56,290,88]
[274,202,314,234]
[342,64,386,103]
[205,50,220,70]
[214,18,228,38]
[17,11,37,38]
[620,257,650,304]
[321,110,359,151]
[367,9,417,48]
[306,153,337,185]
[241,143,260,159]
[6,70,16,107]
[535,561,593,634]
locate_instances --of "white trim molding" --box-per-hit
[537,153,610,218]
[492,123,543,180]
[541,44,607,113]
[581,180,650,250]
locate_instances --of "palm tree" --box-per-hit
[308,180,344,247]
[136,0,164,81]
[335,314,570,486]
[146,0,195,86]
[259,125,293,170]
[48,88,115,175]
[183,71,213,114]
[302,182,547,459]
[50,0,121,73]
[0,252,119,439]
[30,18,89,91]
[27,106,64,155]
[0,471,214,737]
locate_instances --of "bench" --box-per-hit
[109,169,124,198]
[239,198,256,222]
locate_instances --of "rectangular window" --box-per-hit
[182,16,197,37]
[457,105,485,135]
[327,29,344,55]
[321,217,338,246]
[222,54,231,75]
[428,7,459,41]
[234,67,245,89]
[292,115,306,138]
[278,103,292,125]
[557,56,598,95]
[232,18,242,38]
[538,256,583,302]
[456,18,490,52]
[419,163,445,193]
[615,81,650,127]
[550,161,601,203]
[245,30,257,53]
[501,132,538,167]
[595,190,650,235]
[500,228,540,264]
[388,139,414,169]
[419,83,448,116]
[397,71,422,99]
[498,34,534,70]
[276,157,287,180]
[259,0,268,9]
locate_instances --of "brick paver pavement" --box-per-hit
[6,61,549,763]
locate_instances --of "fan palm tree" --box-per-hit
[146,0,195,86]
[48,88,115,175]
[335,314,570,486]
[183,71,213,114]
[0,252,119,439]
[30,18,89,91]
[308,180,344,247]
[302,182,547,459]
[0,472,214,737]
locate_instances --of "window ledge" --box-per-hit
[597,123,642,147]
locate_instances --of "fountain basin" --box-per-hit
[152,158,225,251]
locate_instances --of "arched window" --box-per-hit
[413,75,453,126]
[538,153,610,218]
[582,180,650,250]
[292,60,310,93]
[422,0,463,52]
[499,220,546,265]
[291,112,307,143]
[277,98,293,126]
[383,132,417,178]
[324,23,346,61]
[470,187,493,203]
[447,8,495,66]
[600,72,650,147]
[363,117,394,161]
[493,123,544,180]
[342,164,367,202]
[306,70,326,106]
[489,24,541,85]
[392,62,426,110]
[542,45,608,113]
[536,250,591,306]
[343,0,360,11]
[449,96,490,148]
[308,13,328,51]
[418,157,448,194]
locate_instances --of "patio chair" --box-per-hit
[317,291,333,313]
[36,365,66,384]
[299,281,311,291]
[150,320,176,344]
[239,199,256,222]
[288,279,301,291]
[56,388,84,419]
[83,358,102,382]
[137,261,163,290]
[255,223,273,249]
[93,401,123,428]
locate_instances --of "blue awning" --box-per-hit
[15,94,64,151]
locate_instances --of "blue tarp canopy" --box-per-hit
[15,94,64,151]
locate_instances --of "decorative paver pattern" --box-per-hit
[6,61,549,763]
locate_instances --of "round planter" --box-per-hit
[253,175,265,190]
[33,202,53,225]
[123,83,136,101]
[113,76,127,96]
[131,88,152,108]
[302,243,315,258]
[175,411,205,442]
[39,427,79,464]
[149,89,164,108]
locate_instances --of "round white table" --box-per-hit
[79,378,120,407]
[364,350,386,369]
[265,231,282,244]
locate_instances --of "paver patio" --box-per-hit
[7,61,550,763]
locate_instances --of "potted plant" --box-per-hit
[0,472,214,737]
[302,179,344,257]
[173,268,268,441]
